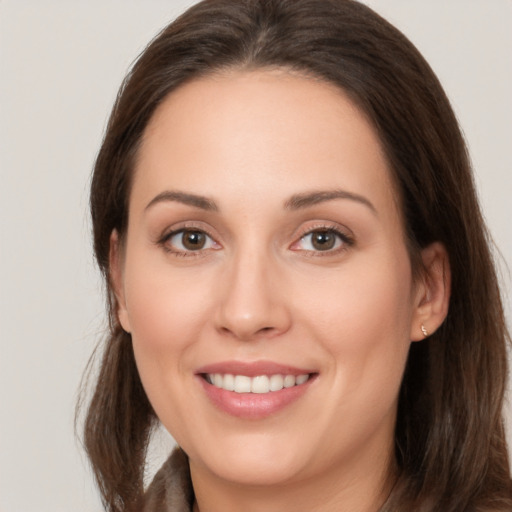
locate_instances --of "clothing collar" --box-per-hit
[143,447,194,512]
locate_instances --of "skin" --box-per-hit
[111,69,450,512]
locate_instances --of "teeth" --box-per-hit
[234,375,251,393]
[223,373,235,391]
[251,375,269,394]
[296,374,309,385]
[283,375,295,388]
[269,374,284,391]
[206,373,310,393]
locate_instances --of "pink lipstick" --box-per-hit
[196,360,317,419]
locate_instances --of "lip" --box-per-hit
[195,360,317,419]
[196,360,314,377]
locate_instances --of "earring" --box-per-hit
[421,324,428,337]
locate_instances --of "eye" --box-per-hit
[292,228,353,253]
[163,229,219,254]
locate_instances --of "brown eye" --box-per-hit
[165,229,218,254]
[292,227,352,253]
[181,230,206,250]
[310,230,337,250]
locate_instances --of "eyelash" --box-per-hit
[291,224,355,256]
[158,224,220,257]
[157,223,355,257]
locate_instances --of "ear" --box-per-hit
[410,242,451,341]
[109,230,131,333]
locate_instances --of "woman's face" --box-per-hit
[114,70,424,489]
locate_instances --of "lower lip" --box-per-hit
[197,375,315,419]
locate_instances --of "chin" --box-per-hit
[186,431,312,486]
[209,455,306,487]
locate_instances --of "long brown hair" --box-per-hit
[82,1,512,510]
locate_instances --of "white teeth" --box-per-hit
[234,375,252,393]
[269,374,284,391]
[283,375,296,388]
[206,373,311,393]
[251,375,270,394]
[223,373,235,391]
[296,374,309,385]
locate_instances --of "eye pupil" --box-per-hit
[182,230,206,250]
[312,230,336,250]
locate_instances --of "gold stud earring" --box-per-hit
[421,324,428,337]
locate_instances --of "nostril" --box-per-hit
[214,293,292,340]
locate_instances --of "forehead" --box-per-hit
[132,69,399,222]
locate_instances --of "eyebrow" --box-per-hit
[284,189,377,215]
[145,190,219,212]
[144,188,377,215]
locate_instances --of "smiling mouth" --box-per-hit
[203,373,313,394]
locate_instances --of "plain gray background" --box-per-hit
[1,1,510,511]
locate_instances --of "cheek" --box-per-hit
[296,252,414,454]
[299,249,414,391]
[124,258,211,348]
[123,261,215,434]
[121,251,218,408]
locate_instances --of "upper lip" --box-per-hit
[195,360,315,377]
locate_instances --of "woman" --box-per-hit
[82,0,512,510]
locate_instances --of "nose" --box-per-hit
[214,248,292,341]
